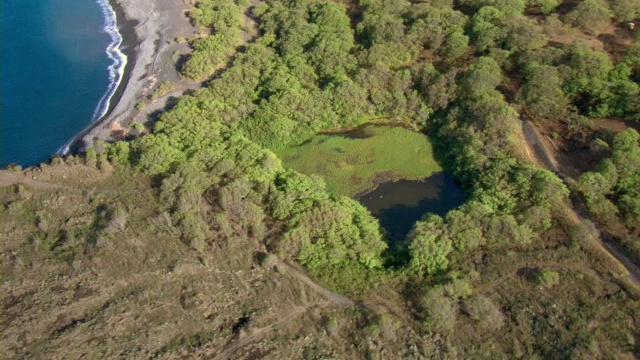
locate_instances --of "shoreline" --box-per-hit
[68,0,197,153]
[62,0,139,154]
[99,0,140,133]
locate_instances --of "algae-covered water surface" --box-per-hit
[276,125,443,197]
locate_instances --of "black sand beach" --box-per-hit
[70,0,198,152]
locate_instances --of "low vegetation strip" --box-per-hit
[276,125,442,197]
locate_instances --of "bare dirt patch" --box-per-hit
[592,117,640,133]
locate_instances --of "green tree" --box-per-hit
[446,206,487,253]
[610,0,640,22]
[536,270,560,288]
[459,56,503,100]
[471,7,507,53]
[307,2,357,79]
[409,6,468,54]
[505,16,547,52]
[564,0,612,33]
[579,172,613,200]
[415,64,459,110]
[442,30,470,64]
[356,65,416,116]
[408,215,453,275]
[518,64,569,120]
[423,289,457,333]
[527,0,559,14]
[462,296,505,329]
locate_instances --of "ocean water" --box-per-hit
[1,0,125,167]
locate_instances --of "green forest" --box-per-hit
[2,0,640,358]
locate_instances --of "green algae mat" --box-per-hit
[276,125,442,197]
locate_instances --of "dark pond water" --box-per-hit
[357,172,465,243]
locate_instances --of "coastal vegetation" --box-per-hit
[3,0,640,358]
[149,80,176,100]
[180,0,247,80]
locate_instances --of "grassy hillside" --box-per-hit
[0,164,423,358]
[2,160,638,358]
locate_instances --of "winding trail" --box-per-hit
[0,172,79,191]
[211,304,324,360]
[520,120,640,287]
[210,259,353,359]
[276,260,354,306]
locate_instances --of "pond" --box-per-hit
[276,124,466,242]
[357,172,465,243]
[276,124,442,197]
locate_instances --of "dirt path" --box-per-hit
[520,119,640,287]
[277,260,354,306]
[211,303,325,360]
[241,0,262,44]
[210,258,353,359]
[522,121,561,174]
[0,172,79,191]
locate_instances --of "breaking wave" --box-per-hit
[58,0,127,154]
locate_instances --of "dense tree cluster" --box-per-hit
[181,0,246,80]
[578,129,640,259]
[404,53,570,275]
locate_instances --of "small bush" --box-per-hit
[108,204,128,231]
[423,289,457,333]
[462,296,505,330]
[150,81,176,101]
[325,316,340,337]
[536,270,560,288]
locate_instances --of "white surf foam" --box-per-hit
[58,0,127,155]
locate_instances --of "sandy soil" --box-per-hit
[77,0,198,150]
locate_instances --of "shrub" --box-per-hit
[150,81,176,101]
[408,215,453,275]
[564,0,612,33]
[610,0,640,22]
[536,270,560,288]
[462,296,505,330]
[423,289,457,333]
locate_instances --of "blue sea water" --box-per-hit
[1,0,121,167]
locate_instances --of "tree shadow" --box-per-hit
[146,96,182,123]
[516,266,540,282]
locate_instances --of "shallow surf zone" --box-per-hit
[58,0,127,155]
[92,0,127,122]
